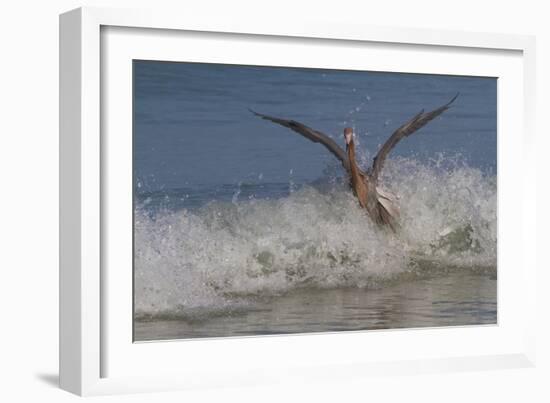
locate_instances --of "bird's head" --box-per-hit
[344,127,354,145]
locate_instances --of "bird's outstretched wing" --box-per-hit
[250,109,350,173]
[370,93,459,183]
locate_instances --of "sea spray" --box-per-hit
[134,156,496,319]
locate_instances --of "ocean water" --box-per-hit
[133,61,497,341]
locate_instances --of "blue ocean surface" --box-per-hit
[133,61,497,340]
[134,62,496,206]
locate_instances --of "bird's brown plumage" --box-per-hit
[346,131,398,231]
[370,93,459,183]
[346,135,369,209]
[250,94,458,230]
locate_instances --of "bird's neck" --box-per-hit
[347,141,361,181]
[347,139,371,210]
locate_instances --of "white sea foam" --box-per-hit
[134,157,496,319]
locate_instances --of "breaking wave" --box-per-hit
[134,156,496,319]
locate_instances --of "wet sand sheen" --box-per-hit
[134,270,496,341]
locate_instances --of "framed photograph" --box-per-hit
[60,7,537,396]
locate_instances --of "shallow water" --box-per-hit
[134,271,496,341]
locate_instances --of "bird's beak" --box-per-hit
[344,132,353,145]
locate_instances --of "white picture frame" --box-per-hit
[59,6,537,396]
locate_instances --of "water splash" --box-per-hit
[288,169,296,193]
[134,156,496,319]
[231,181,242,205]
